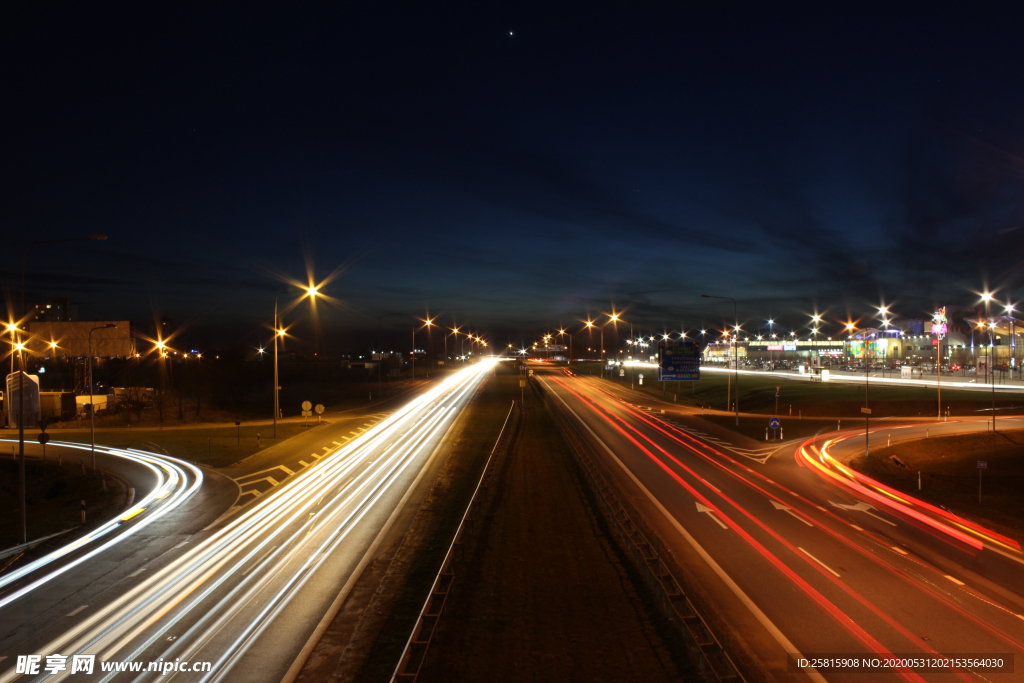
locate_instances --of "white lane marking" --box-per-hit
[700,477,721,493]
[545,382,828,683]
[944,575,965,586]
[234,465,293,481]
[173,540,189,549]
[799,548,841,578]
[829,500,897,526]
[891,546,908,555]
[66,605,88,617]
[299,460,311,468]
[128,566,147,578]
[239,476,279,489]
[696,502,729,529]
[850,524,864,531]
[770,499,814,526]
[331,440,344,446]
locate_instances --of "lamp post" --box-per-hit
[274,286,318,438]
[12,339,27,543]
[702,294,739,425]
[15,233,107,543]
[88,324,116,471]
[981,292,995,431]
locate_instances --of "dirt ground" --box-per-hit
[849,428,1024,543]
[419,382,695,682]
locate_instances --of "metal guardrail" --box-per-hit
[537,379,745,683]
[390,400,519,683]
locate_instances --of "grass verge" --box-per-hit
[847,429,1024,542]
[42,423,316,469]
[0,458,126,549]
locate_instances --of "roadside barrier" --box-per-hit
[391,400,520,683]
[536,378,745,683]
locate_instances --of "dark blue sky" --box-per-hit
[4,4,1024,348]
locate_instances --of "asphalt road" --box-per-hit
[539,368,1024,683]
[0,360,495,683]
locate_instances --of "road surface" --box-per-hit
[539,368,1024,682]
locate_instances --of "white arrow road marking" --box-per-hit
[799,548,841,577]
[829,500,897,526]
[770,499,813,526]
[696,502,728,529]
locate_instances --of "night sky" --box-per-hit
[4,4,1024,349]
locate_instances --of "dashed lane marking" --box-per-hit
[240,476,280,488]
[945,575,965,586]
[128,566,147,578]
[66,605,88,617]
[799,548,841,578]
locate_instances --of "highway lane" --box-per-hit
[539,369,1024,682]
[0,360,496,683]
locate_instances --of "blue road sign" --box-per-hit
[769,417,781,430]
[658,341,701,381]
[978,461,987,469]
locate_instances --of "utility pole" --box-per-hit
[865,340,870,458]
[89,324,116,471]
[702,294,739,425]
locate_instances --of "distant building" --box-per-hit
[29,298,77,322]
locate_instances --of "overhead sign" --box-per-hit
[658,341,700,381]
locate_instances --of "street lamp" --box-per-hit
[14,233,107,543]
[702,294,739,425]
[980,292,995,431]
[273,285,318,438]
[88,324,116,472]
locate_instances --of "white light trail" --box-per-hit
[2,359,496,683]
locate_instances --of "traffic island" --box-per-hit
[0,453,128,563]
[847,428,1024,544]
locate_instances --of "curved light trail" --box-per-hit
[0,440,203,608]
[0,359,496,683]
